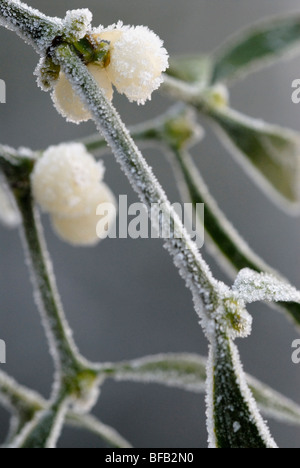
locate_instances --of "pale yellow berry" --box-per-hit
[52,64,113,123]
[31,143,105,217]
[93,23,169,104]
[51,183,116,247]
[97,29,123,45]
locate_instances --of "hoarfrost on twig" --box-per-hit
[233,268,300,304]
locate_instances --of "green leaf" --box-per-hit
[233,269,300,304]
[170,149,300,328]
[167,55,212,85]
[10,407,66,449]
[207,334,277,448]
[208,106,300,209]
[19,411,62,448]
[110,353,207,393]
[9,399,68,448]
[248,375,300,426]
[211,15,300,84]
[0,369,131,448]
[105,353,300,428]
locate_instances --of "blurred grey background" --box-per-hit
[0,0,300,448]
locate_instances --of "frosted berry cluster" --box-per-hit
[31,143,116,246]
[52,21,169,123]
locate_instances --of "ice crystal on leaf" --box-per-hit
[35,57,58,92]
[233,268,300,304]
[223,297,253,340]
[206,334,278,449]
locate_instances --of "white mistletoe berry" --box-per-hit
[94,22,169,104]
[52,65,113,124]
[31,143,105,216]
[51,183,116,247]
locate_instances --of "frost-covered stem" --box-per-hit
[80,113,168,154]
[162,75,223,115]
[0,0,61,53]
[0,369,131,447]
[0,370,44,413]
[0,370,45,439]
[161,74,212,110]
[79,105,187,153]
[15,187,84,379]
[10,392,69,448]
[0,147,100,400]
[54,44,222,319]
[162,75,203,103]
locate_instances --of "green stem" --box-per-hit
[0,369,132,447]
[54,43,223,323]
[11,392,69,448]
[0,0,62,53]
[76,105,189,155]
[0,146,86,380]
[161,74,221,112]
[0,369,45,440]
[161,74,206,106]
[68,413,133,449]
[0,147,100,400]
[80,117,163,154]
[16,189,84,378]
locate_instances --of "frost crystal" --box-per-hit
[63,9,93,42]
[35,57,60,92]
[0,0,64,53]
[206,337,278,449]
[233,268,300,304]
[9,401,69,449]
[233,421,241,433]
[95,22,169,105]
